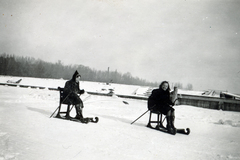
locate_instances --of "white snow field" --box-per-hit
[0,76,240,160]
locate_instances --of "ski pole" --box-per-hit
[131,105,156,125]
[131,109,150,125]
[82,93,91,102]
[50,106,60,118]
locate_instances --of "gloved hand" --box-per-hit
[80,89,85,94]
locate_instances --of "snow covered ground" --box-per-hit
[0,76,240,160]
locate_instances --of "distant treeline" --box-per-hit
[0,53,160,87]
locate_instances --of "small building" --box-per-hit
[220,92,240,100]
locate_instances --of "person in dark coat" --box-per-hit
[148,81,176,132]
[63,70,85,120]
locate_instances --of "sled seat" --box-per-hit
[147,110,166,128]
[56,87,74,119]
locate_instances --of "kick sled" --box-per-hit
[147,110,190,135]
[50,87,99,124]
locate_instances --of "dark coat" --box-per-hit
[63,71,84,105]
[148,88,174,114]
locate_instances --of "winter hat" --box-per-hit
[72,70,81,80]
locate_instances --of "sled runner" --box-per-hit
[50,87,99,124]
[147,123,190,135]
[147,110,190,135]
[71,117,99,123]
[55,115,99,124]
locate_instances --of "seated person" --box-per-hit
[63,70,85,120]
[148,81,176,133]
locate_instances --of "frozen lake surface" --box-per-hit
[0,76,240,160]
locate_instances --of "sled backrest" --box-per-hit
[58,87,72,105]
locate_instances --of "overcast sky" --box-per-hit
[1,0,240,93]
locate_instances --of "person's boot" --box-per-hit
[75,104,83,119]
[166,116,173,132]
[170,115,177,133]
[75,104,88,123]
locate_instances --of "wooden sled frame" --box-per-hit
[55,87,74,119]
[147,110,166,128]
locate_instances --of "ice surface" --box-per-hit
[0,76,240,160]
